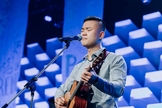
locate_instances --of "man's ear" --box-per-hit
[99,31,105,39]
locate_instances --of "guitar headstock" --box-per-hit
[91,49,107,68]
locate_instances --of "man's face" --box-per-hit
[80,20,102,48]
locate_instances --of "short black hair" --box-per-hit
[83,16,106,31]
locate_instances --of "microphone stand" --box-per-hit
[1,40,71,108]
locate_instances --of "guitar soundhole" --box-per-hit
[76,89,88,99]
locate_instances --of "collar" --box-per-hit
[83,47,106,62]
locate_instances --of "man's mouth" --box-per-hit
[82,38,87,40]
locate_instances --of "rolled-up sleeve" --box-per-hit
[94,55,127,98]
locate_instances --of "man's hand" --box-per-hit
[81,68,98,84]
[55,97,67,108]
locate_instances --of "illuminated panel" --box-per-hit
[157,24,162,41]
[44,63,61,85]
[35,77,53,99]
[17,80,28,102]
[115,19,138,44]
[115,46,140,73]
[16,104,29,108]
[143,40,162,69]
[159,55,162,70]
[35,53,51,70]
[35,101,49,108]
[46,37,62,58]
[129,58,156,86]
[145,70,162,101]
[129,28,154,56]
[55,74,62,87]
[118,96,128,107]
[119,106,135,108]
[20,57,33,78]
[142,11,162,38]
[130,87,159,108]
[44,87,57,101]
[102,35,126,52]
[123,75,141,104]
[24,91,43,107]
[24,67,39,81]
[147,103,162,108]
[27,43,44,65]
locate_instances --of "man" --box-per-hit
[54,16,127,108]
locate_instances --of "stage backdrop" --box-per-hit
[62,0,104,82]
[0,0,29,107]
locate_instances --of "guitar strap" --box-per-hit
[93,49,109,75]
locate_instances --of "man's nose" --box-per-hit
[81,31,87,36]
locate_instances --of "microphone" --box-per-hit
[58,34,82,42]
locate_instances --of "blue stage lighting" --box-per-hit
[44,15,52,22]
[142,0,151,4]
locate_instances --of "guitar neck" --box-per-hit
[69,80,84,101]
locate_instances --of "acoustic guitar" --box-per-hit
[64,49,107,108]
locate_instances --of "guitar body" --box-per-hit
[64,81,88,108]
